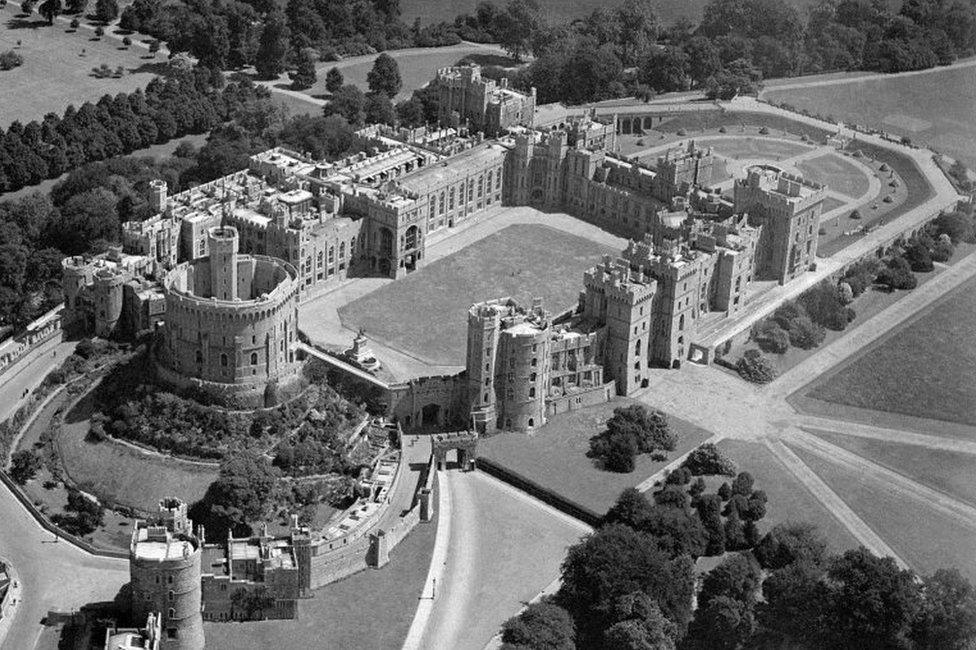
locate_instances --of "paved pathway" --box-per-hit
[414,469,590,650]
[799,416,976,455]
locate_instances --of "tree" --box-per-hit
[207,453,280,531]
[641,46,689,92]
[821,547,923,649]
[683,443,736,476]
[94,0,118,22]
[878,255,918,290]
[654,485,689,510]
[931,210,972,243]
[494,0,542,61]
[324,84,367,127]
[639,505,708,559]
[45,187,120,255]
[501,601,576,650]
[289,48,317,90]
[255,9,290,80]
[39,0,60,24]
[66,0,86,13]
[604,487,652,530]
[605,592,677,650]
[325,66,343,93]
[731,472,753,496]
[685,595,756,650]
[94,25,104,39]
[695,494,726,556]
[558,524,695,643]
[904,238,934,272]
[9,449,42,484]
[754,521,828,570]
[367,53,402,97]
[699,553,762,609]
[230,585,276,618]
[606,404,676,454]
[786,314,825,349]
[914,569,976,649]
[758,560,829,644]
[364,92,396,126]
[736,349,777,383]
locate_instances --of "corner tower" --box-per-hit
[582,256,656,395]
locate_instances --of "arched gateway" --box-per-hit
[431,431,478,471]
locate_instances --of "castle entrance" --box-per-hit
[421,403,441,428]
[431,431,478,471]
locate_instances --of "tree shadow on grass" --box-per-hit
[5,15,48,29]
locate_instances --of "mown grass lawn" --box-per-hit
[339,223,614,366]
[807,429,976,508]
[806,271,976,427]
[479,397,712,515]
[789,443,976,582]
[0,4,158,128]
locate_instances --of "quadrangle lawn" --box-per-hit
[0,6,159,128]
[806,273,976,427]
[789,443,976,582]
[338,224,615,366]
[765,65,976,169]
[796,153,872,198]
[478,397,712,515]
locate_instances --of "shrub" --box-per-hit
[10,449,42,484]
[683,443,736,476]
[931,238,954,263]
[798,281,853,331]
[837,282,854,305]
[759,126,770,134]
[70,17,79,28]
[787,315,825,349]
[122,36,131,47]
[904,240,934,272]
[0,50,23,71]
[718,482,732,500]
[849,209,862,220]
[736,349,777,384]
[878,255,917,290]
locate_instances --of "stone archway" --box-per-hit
[421,403,441,428]
[431,431,478,471]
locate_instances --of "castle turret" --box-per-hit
[93,266,125,337]
[149,179,168,214]
[207,226,239,301]
[129,498,204,650]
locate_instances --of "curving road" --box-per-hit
[0,482,127,650]
[415,469,590,650]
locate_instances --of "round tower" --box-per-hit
[61,257,93,313]
[207,226,239,301]
[93,266,125,337]
[129,498,204,650]
[466,301,502,433]
[149,179,168,214]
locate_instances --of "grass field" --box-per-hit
[796,153,872,198]
[807,429,976,508]
[807,273,976,427]
[56,391,217,512]
[338,224,614,366]
[0,5,159,128]
[821,196,846,213]
[717,439,859,553]
[765,64,976,168]
[789,444,976,582]
[298,44,513,102]
[205,481,440,650]
[698,137,814,161]
[478,397,712,514]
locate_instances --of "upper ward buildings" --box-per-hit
[62,64,828,414]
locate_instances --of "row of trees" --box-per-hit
[115,0,461,80]
[501,488,976,649]
[475,0,976,107]
[0,68,266,194]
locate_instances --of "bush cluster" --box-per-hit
[588,405,676,473]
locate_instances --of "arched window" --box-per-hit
[168,590,174,602]
[528,418,535,427]
[168,608,175,620]
[220,353,228,367]
[251,352,258,365]
[634,339,641,357]
[195,350,202,363]
[530,373,536,382]
[528,387,536,398]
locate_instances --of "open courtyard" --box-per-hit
[338,223,615,367]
